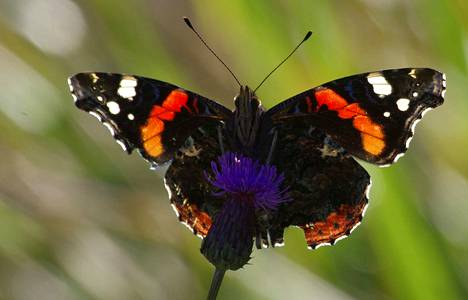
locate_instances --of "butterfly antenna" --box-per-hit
[183,17,242,87]
[254,31,313,93]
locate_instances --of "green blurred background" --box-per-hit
[0,0,467,299]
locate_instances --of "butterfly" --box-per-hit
[69,66,445,250]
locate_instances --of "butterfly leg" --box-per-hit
[255,232,263,249]
[254,230,272,249]
[255,212,278,248]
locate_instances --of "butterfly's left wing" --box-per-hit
[69,73,232,166]
[266,68,446,166]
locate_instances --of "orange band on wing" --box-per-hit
[302,201,366,248]
[141,118,164,140]
[315,89,366,119]
[143,135,164,157]
[149,106,175,121]
[360,134,385,156]
[140,90,189,158]
[174,202,212,237]
[338,103,366,119]
[314,88,386,155]
[353,116,384,138]
[315,89,348,112]
[161,90,189,113]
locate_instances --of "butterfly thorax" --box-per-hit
[231,86,264,153]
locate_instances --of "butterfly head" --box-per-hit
[234,86,258,104]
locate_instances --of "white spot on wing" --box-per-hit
[365,179,372,201]
[118,75,138,99]
[349,221,362,234]
[117,87,136,98]
[334,235,348,244]
[367,73,388,84]
[405,136,413,148]
[393,153,405,163]
[102,122,115,136]
[409,69,417,78]
[116,140,127,151]
[383,111,391,118]
[106,101,120,115]
[412,92,418,98]
[120,76,137,87]
[71,94,77,102]
[441,73,447,96]
[67,78,73,91]
[127,113,135,120]
[170,204,179,217]
[164,178,173,202]
[89,111,102,121]
[372,84,392,95]
[396,98,410,111]
[181,221,195,234]
[411,118,421,133]
[90,73,99,83]
[362,203,369,217]
[97,95,104,102]
[367,72,393,96]
[421,107,432,118]
[314,242,331,249]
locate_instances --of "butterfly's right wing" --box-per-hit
[69,73,232,166]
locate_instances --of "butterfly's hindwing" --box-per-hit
[267,68,446,165]
[165,124,226,238]
[69,73,232,165]
[259,122,371,249]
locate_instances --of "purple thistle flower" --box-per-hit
[206,152,290,211]
[201,152,290,272]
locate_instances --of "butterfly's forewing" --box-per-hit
[267,68,446,165]
[69,73,232,166]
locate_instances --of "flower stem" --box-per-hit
[207,268,226,300]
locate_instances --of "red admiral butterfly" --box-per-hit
[69,18,445,278]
